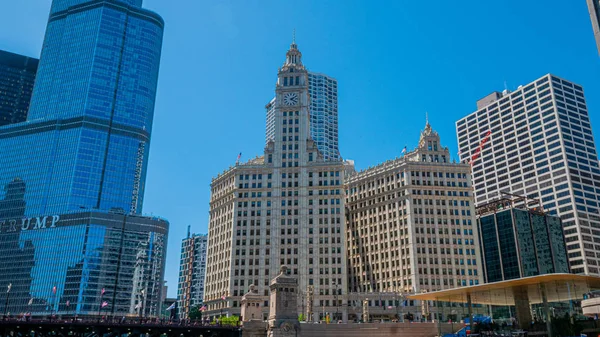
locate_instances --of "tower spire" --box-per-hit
[284,32,302,66]
[425,111,429,126]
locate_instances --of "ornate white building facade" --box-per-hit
[344,123,484,321]
[204,41,350,322]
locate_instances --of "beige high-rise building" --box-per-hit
[203,40,350,322]
[345,123,483,321]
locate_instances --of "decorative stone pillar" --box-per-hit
[267,266,300,337]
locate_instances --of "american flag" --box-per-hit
[401,146,407,155]
[200,305,207,312]
[52,286,57,294]
[221,296,226,300]
[101,288,106,295]
[101,301,108,308]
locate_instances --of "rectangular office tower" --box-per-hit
[477,196,569,283]
[456,74,600,275]
[345,123,483,321]
[177,231,208,319]
[266,72,340,161]
[0,50,38,126]
[204,41,350,322]
[0,0,168,317]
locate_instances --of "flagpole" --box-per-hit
[98,289,104,321]
[3,283,11,319]
[53,288,57,319]
[50,285,56,321]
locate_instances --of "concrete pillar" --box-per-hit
[436,299,442,337]
[540,284,553,337]
[513,286,532,330]
[466,293,473,333]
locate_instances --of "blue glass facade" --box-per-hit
[0,0,167,318]
[0,50,38,126]
[478,208,570,283]
[0,211,168,317]
[0,0,163,217]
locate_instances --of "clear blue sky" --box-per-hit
[1,1,599,297]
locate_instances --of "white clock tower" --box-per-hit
[272,38,312,168]
[205,38,349,323]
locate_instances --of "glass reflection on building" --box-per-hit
[0,0,164,217]
[0,211,168,317]
[476,196,570,283]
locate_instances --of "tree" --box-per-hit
[218,315,240,327]
[189,306,202,320]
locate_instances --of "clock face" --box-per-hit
[283,92,299,106]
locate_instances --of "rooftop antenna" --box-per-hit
[425,111,429,125]
[293,28,296,44]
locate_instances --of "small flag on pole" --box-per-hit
[135,303,141,309]
[401,146,407,155]
[101,301,108,308]
[66,300,70,307]
[101,288,106,295]
[52,286,57,294]
[221,295,226,300]
[166,302,176,311]
[236,152,242,164]
[28,298,34,306]
[200,305,207,311]
[7,283,11,293]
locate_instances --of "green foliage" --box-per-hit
[188,306,202,320]
[298,314,306,321]
[212,315,240,327]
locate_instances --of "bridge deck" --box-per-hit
[0,319,242,337]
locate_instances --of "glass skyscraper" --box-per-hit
[0,50,38,126]
[0,0,167,317]
[265,71,340,161]
[0,0,164,217]
[177,231,208,319]
[477,200,569,283]
[0,211,168,317]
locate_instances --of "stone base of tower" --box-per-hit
[242,320,268,337]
